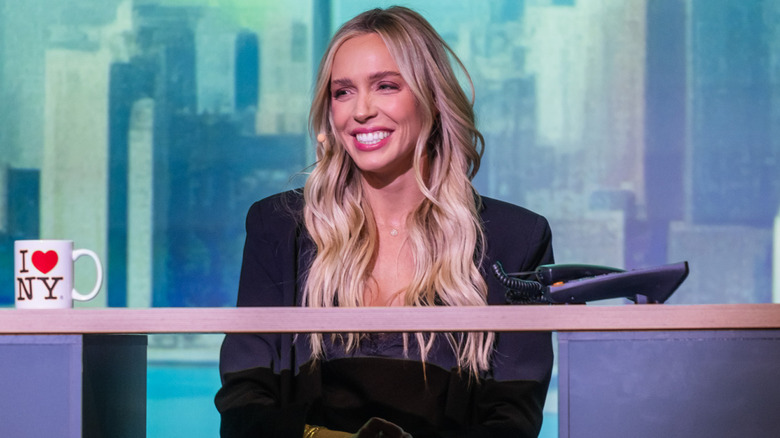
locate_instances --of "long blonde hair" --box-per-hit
[303,6,493,373]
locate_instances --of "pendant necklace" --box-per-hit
[378,221,402,237]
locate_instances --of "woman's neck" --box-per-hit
[361,172,424,228]
[359,158,428,226]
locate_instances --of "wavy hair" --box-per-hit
[303,6,493,373]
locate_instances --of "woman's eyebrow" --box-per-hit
[331,71,402,87]
[331,77,354,87]
[368,70,402,81]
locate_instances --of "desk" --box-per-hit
[2,304,780,438]
[1,304,779,334]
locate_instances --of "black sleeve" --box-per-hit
[215,196,308,438]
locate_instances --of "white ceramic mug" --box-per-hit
[14,240,103,309]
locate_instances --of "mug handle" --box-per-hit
[72,249,103,301]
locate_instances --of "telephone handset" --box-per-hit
[534,264,625,285]
[492,261,689,304]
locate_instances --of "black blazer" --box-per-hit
[216,190,554,438]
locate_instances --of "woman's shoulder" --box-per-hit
[479,196,555,292]
[246,189,305,234]
[251,189,304,211]
[479,195,549,229]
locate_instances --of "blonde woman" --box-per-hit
[216,6,554,438]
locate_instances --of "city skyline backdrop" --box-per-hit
[1,0,778,309]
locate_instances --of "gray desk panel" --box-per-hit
[559,330,780,438]
[0,335,146,438]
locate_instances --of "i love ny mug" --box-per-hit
[14,240,103,309]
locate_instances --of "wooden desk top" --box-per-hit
[1,304,778,334]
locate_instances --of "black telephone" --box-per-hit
[492,261,689,305]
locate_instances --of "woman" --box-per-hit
[216,6,554,438]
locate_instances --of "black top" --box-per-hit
[215,190,555,438]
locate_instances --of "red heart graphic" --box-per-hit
[32,250,59,274]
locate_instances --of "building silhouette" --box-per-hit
[644,0,686,267]
[688,0,780,227]
[108,4,307,308]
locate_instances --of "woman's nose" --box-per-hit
[353,92,377,122]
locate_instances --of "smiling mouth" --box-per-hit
[355,131,391,145]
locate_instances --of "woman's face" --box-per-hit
[329,33,425,183]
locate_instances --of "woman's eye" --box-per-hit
[332,89,348,99]
[378,83,399,91]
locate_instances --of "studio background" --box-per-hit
[1,0,778,436]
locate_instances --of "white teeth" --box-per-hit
[355,131,390,144]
